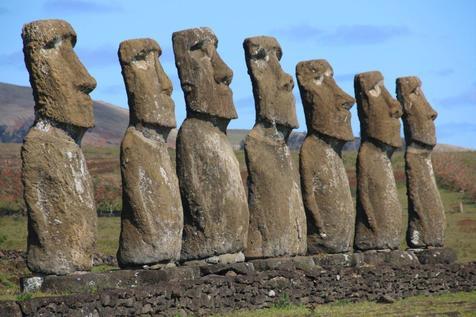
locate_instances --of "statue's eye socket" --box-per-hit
[412,88,420,95]
[252,48,267,60]
[190,41,204,51]
[134,51,149,61]
[44,37,62,49]
[314,74,324,85]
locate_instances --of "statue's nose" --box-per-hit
[391,99,403,118]
[212,52,233,86]
[281,73,294,92]
[73,54,96,94]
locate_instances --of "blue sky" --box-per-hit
[1,0,475,148]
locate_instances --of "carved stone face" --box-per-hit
[22,19,96,128]
[296,59,355,141]
[243,36,298,128]
[355,71,403,148]
[119,38,176,128]
[172,27,237,119]
[396,76,437,147]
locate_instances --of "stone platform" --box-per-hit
[20,248,456,294]
[1,259,474,316]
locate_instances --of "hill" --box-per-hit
[0,82,129,146]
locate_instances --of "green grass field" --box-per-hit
[216,291,476,317]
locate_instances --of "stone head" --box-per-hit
[354,71,403,148]
[243,36,298,129]
[22,19,96,128]
[396,76,437,147]
[296,59,355,141]
[119,38,176,128]
[172,27,237,120]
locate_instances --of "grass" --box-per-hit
[217,291,476,317]
[0,217,121,256]
[96,217,121,256]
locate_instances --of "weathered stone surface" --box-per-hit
[243,36,298,128]
[249,257,297,271]
[397,77,437,147]
[250,256,317,272]
[22,19,98,275]
[29,266,200,294]
[353,250,419,267]
[117,38,183,267]
[244,124,307,258]
[22,122,97,275]
[296,60,355,254]
[0,301,21,317]
[118,128,183,266]
[20,276,44,293]
[397,76,445,248]
[199,262,255,276]
[176,118,249,260]
[172,27,237,119]
[12,262,475,316]
[354,71,403,251]
[204,252,245,265]
[243,36,306,258]
[118,38,176,127]
[22,124,97,275]
[313,253,353,269]
[296,60,354,141]
[412,247,456,265]
[22,20,96,128]
[173,28,248,261]
[404,149,445,248]
[354,71,403,148]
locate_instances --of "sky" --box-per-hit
[0,0,475,148]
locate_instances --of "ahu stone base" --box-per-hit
[2,259,474,316]
[19,248,457,295]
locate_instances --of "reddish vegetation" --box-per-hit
[0,145,123,214]
[432,152,476,201]
[457,219,476,233]
[0,145,475,214]
[0,159,23,213]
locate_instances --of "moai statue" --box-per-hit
[397,76,445,248]
[296,60,356,254]
[21,20,97,275]
[117,39,183,268]
[354,71,403,251]
[172,28,249,261]
[242,36,307,258]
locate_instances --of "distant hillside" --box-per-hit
[0,82,129,146]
